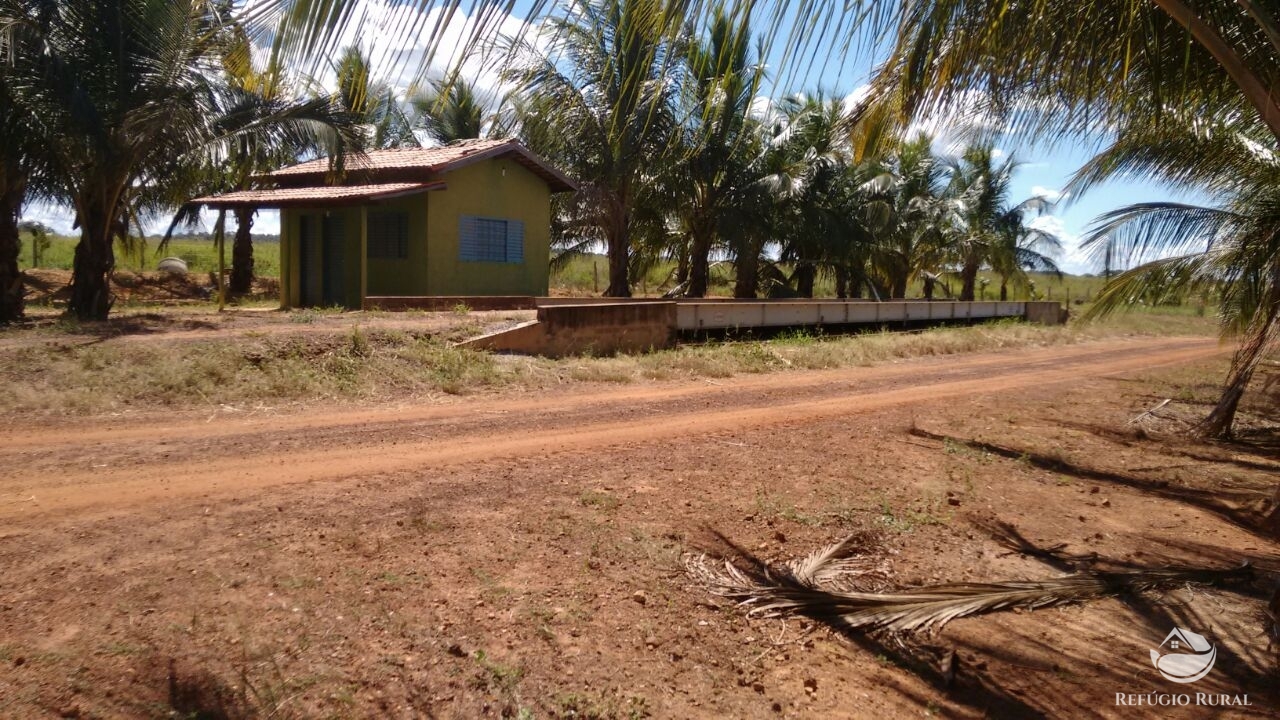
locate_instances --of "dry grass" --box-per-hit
[0,309,1218,420]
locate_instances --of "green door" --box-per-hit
[299,215,322,307]
[322,214,345,306]
[298,213,347,308]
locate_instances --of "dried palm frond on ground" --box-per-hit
[686,534,1253,634]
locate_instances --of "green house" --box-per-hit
[195,139,576,309]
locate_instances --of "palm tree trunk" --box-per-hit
[733,239,759,299]
[1000,281,1009,301]
[890,275,907,299]
[794,263,816,298]
[834,265,849,299]
[923,275,936,300]
[0,184,24,324]
[1194,290,1280,439]
[688,226,713,298]
[68,204,116,321]
[605,226,631,297]
[230,207,255,296]
[959,260,979,301]
[849,270,864,299]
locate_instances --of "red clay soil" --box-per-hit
[1,336,1277,719]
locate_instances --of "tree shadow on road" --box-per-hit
[907,427,1279,541]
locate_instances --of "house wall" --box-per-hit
[364,194,430,296]
[424,159,551,296]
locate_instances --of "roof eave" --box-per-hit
[192,182,445,209]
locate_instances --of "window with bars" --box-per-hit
[459,216,524,263]
[367,211,409,260]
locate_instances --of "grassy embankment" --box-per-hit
[0,305,1219,420]
[9,244,1222,420]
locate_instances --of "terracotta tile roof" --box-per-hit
[193,182,443,208]
[272,138,511,177]
[269,138,577,193]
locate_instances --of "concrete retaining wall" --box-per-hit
[1024,301,1068,325]
[460,299,1064,357]
[459,302,676,357]
[676,300,1045,330]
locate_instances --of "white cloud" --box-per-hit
[1030,185,1064,202]
[1028,214,1094,274]
[841,84,873,114]
[19,201,76,235]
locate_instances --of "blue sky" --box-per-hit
[22,0,1197,275]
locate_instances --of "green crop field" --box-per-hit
[19,232,282,278]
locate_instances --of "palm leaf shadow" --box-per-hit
[908,427,1279,539]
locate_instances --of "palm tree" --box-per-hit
[987,226,1063,302]
[1075,112,1280,438]
[868,1,1279,439]
[6,0,234,319]
[864,134,951,299]
[225,62,361,296]
[771,95,844,298]
[754,94,882,299]
[0,77,30,323]
[0,4,47,324]
[6,0,359,320]
[676,8,766,297]
[411,77,489,144]
[335,47,416,150]
[504,0,683,297]
[945,145,1058,300]
[162,42,360,297]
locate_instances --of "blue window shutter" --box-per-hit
[459,216,480,261]
[460,215,521,263]
[506,220,524,263]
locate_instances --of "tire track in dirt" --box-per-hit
[1,337,1221,521]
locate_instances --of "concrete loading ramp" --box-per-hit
[459,299,1066,357]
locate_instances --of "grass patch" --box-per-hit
[579,489,621,512]
[876,496,953,533]
[753,491,822,526]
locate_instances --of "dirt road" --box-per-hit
[1,336,1222,521]
[4,333,1275,720]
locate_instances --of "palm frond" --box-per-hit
[687,534,1252,634]
[1081,202,1244,266]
